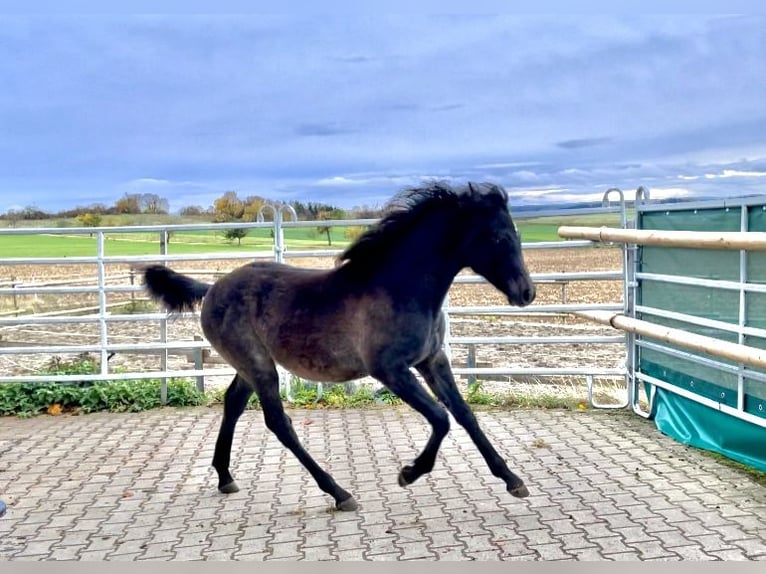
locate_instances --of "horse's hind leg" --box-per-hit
[371,364,451,487]
[254,371,358,511]
[416,351,529,498]
[212,374,253,494]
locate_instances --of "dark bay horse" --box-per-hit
[142,181,536,511]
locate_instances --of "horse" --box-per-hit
[142,181,536,512]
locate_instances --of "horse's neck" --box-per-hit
[377,233,466,311]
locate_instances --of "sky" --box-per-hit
[1,14,766,214]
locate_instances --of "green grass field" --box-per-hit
[0,213,622,258]
[0,226,355,258]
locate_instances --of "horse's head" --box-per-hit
[461,182,536,307]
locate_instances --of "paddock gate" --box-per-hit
[559,193,766,473]
[1,191,765,472]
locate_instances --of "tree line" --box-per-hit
[0,191,383,245]
[0,191,382,223]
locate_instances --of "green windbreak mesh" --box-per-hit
[744,378,766,417]
[746,292,766,330]
[640,208,742,232]
[641,246,739,281]
[641,208,741,282]
[639,281,740,326]
[636,203,765,472]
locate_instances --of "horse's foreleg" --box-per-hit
[416,351,529,498]
[212,374,253,494]
[256,381,358,511]
[372,365,450,487]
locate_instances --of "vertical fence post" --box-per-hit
[129,268,136,308]
[193,335,205,393]
[96,231,109,376]
[274,209,284,264]
[466,344,476,387]
[628,190,650,418]
[442,293,452,366]
[11,275,18,315]
[738,205,748,412]
[159,229,169,405]
[258,203,298,399]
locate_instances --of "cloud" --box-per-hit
[715,169,766,179]
[314,176,358,187]
[430,103,464,112]
[556,137,612,150]
[645,187,693,200]
[293,123,358,137]
[330,55,376,64]
[124,178,173,188]
[1,15,765,213]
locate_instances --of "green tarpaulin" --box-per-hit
[637,203,766,472]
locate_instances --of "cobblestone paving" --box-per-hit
[0,406,765,561]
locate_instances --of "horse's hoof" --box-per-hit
[508,484,529,498]
[219,481,240,494]
[398,465,417,487]
[336,496,358,512]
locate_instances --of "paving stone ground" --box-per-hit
[0,406,765,561]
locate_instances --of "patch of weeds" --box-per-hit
[245,380,398,409]
[289,379,319,407]
[0,355,205,417]
[204,386,261,410]
[44,353,99,376]
[373,387,402,406]
[344,385,375,407]
[466,380,496,406]
[321,384,354,408]
[116,300,155,314]
[494,392,586,411]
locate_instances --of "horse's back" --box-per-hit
[202,261,330,321]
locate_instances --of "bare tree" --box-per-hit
[140,193,169,214]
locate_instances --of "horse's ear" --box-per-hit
[467,182,490,201]
[492,183,509,204]
[466,182,508,208]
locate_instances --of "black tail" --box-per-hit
[142,265,211,313]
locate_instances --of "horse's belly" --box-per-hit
[281,361,368,383]
[273,347,368,383]
[288,364,367,383]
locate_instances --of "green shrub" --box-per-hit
[0,355,205,417]
[0,378,206,417]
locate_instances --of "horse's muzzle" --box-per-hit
[509,279,536,307]
[521,284,536,306]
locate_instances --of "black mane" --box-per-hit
[338,181,508,270]
[338,181,461,269]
